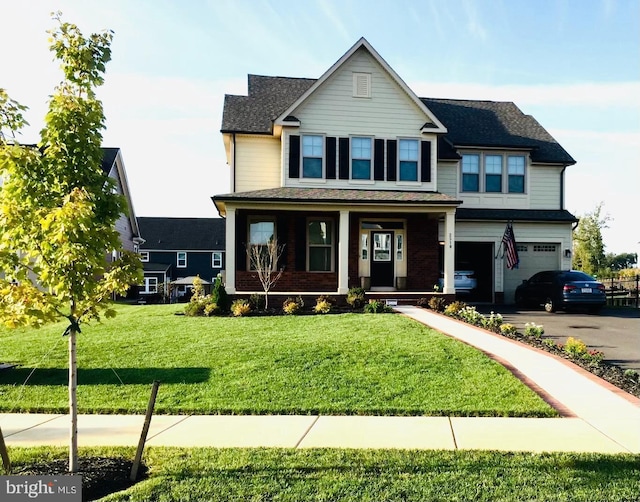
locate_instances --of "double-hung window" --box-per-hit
[351,137,371,180]
[177,252,187,268]
[508,156,525,193]
[302,135,323,178]
[142,277,157,294]
[140,251,149,262]
[308,219,333,272]
[462,154,480,192]
[212,252,222,268]
[398,139,419,181]
[485,155,503,192]
[248,218,276,271]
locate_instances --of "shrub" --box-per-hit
[542,338,557,349]
[586,349,604,365]
[500,323,517,336]
[363,299,393,314]
[416,297,429,308]
[184,294,217,317]
[564,337,588,358]
[204,302,221,317]
[314,296,333,314]
[524,322,544,338]
[458,306,484,326]
[211,274,230,312]
[231,299,252,317]
[428,296,446,312]
[249,293,265,311]
[346,287,366,309]
[624,369,639,381]
[444,301,466,317]
[283,296,304,315]
[480,311,503,332]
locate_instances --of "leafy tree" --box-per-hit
[572,203,609,276]
[604,252,638,272]
[0,14,141,472]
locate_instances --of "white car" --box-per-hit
[439,270,477,293]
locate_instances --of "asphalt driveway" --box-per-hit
[476,305,640,373]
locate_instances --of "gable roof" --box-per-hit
[273,38,447,133]
[138,217,225,250]
[221,41,575,166]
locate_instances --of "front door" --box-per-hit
[370,231,394,287]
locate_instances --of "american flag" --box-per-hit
[502,223,519,270]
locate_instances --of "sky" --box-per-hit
[1,0,638,256]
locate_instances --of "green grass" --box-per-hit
[0,304,556,416]
[4,447,640,501]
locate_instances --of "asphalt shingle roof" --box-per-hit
[138,217,225,250]
[213,187,460,205]
[456,208,578,223]
[221,75,575,165]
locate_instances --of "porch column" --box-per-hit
[338,210,350,294]
[443,209,456,295]
[224,207,236,294]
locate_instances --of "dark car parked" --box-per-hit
[515,270,606,313]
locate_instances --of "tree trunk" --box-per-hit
[68,327,78,473]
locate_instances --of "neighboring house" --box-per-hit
[137,217,226,298]
[101,147,143,259]
[213,38,577,304]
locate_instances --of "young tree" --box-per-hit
[0,15,141,472]
[246,238,285,310]
[572,203,610,276]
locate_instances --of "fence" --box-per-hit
[602,275,639,308]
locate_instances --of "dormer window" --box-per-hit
[351,137,372,180]
[302,135,323,178]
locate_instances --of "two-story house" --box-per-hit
[137,217,226,299]
[213,38,577,304]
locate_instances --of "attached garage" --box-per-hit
[503,243,561,303]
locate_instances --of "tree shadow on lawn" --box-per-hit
[0,367,210,386]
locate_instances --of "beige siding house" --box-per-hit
[214,38,577,304]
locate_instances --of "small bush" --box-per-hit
[480,311,503,332]
[524,322,544,338]
[184,294,218,317]
[624,369,639,381]
[231,299,252,317]
[249,293,265,311]
[211,274,230,312]
[564,337,588,358]
[542,338,557,349]
[586,349,604,365]
[204,302,221,317]
[283,296,304,315]
[363,299,393,314]
[346,287,366,309]
[428,296,447,312]
[458,306,484,326]
[444,301,466,317]
[500,323,517,336]
[314,296,333,314]
[416,297,429,308]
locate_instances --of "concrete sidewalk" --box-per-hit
[2,306,639,454]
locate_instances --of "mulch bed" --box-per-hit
[12,456,146,501]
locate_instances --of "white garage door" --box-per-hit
[503,243,560,303]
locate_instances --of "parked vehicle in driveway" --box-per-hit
[439,270,477,294]
[515,270,606,313]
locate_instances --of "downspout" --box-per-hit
[560,166,566,209]
[232,133,236,193]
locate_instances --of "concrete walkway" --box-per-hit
[2,307,639,454]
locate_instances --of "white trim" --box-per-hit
[274,38,447,133]
[212,251,223,268]
[177,251,187,268]
[140,251,149,262]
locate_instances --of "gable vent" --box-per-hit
[353,72,371,98]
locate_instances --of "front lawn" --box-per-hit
[5,447,640,502]
[0,304,555,416]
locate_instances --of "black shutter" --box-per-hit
[295,216,306,271]
[235,212,247,271]
[326,137,336,179]
[421,141,432,182]
[374,139,385,181]
[289,135,300,178]
[386,140,397,181]
[277,215,288,270]
[338,137,349,180]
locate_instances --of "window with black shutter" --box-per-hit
[289,135,300,178]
